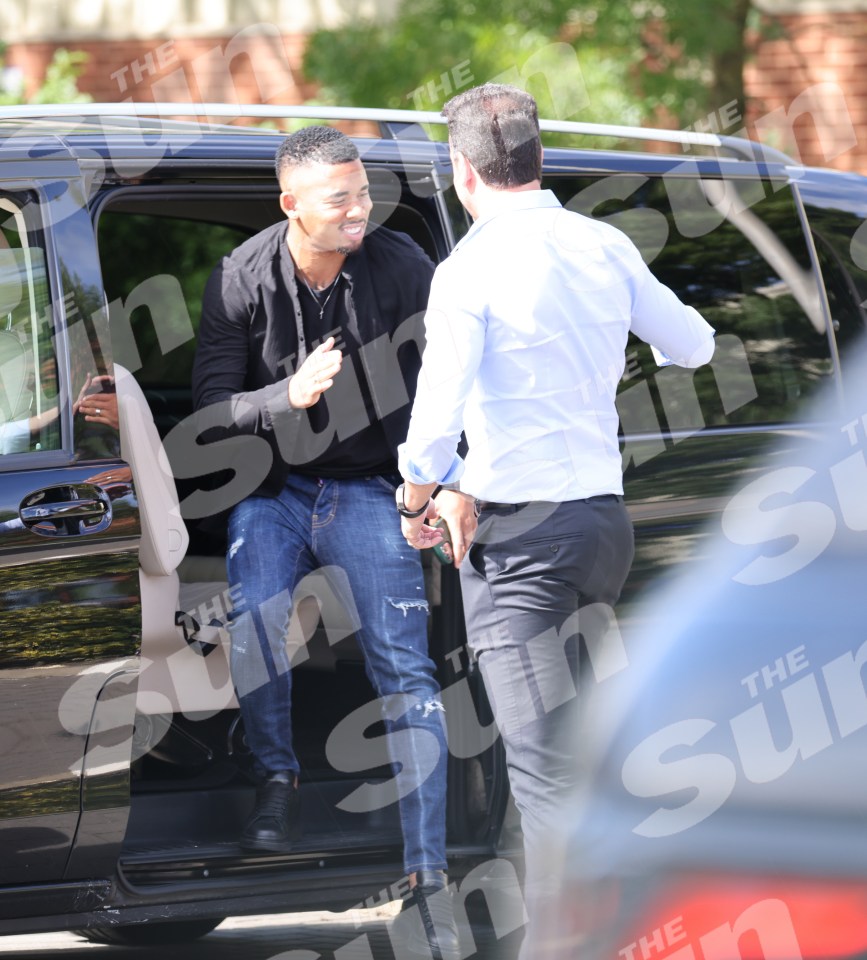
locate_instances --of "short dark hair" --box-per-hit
[442,84,541,187]
[275,125,359,183]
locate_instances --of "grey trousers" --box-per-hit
[459,495,634,957]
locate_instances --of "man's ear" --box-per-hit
[279,191,297,219]
[452,150,475,191]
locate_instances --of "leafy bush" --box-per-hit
[0,43,92,105]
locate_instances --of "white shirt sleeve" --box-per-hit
[628,254,716,368]
[398,264,486,485]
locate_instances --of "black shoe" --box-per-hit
[391,870,461,960]
[240,777,300,853]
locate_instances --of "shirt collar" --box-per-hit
[452,189,562,253]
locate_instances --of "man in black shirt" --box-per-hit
[193,127,474,960]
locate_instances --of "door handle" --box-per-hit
[20,498,107,521]
[19,484,113,537]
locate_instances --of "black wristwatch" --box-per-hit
[395,483,429,519]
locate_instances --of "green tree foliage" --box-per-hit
[303,0,761,131]
[302,0,644,134]
[0,43,92,106]
[567,0,758,124]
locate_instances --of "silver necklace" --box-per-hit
[299,271,341,322]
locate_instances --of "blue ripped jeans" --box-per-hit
[226,472,448,874]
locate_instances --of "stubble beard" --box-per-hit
[336,219,367,257]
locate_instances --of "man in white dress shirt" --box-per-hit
[394,83,715,954]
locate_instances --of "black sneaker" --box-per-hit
[390,870,461,960]
[240,776,300,853]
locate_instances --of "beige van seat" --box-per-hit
[115,364,237,715]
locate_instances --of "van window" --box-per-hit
[0,195,59,456]
[97,210,250,393]
[545,174,834,433]
[799,197,867,375]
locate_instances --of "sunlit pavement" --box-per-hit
[0,904,522,959]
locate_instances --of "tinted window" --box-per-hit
[0,194,59,456]
[800,198,867,372]
[545,174,834,432]
[98,211,249,391]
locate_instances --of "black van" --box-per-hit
[0,104,865,948]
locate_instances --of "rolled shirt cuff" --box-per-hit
[397,442,465,486]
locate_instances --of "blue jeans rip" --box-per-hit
[387,598,430,617]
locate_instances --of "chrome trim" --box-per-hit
[0,102,794,163]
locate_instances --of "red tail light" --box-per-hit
[619,876,867,960]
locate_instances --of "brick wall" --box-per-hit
[5,32,315,107]
[746,11,867,171]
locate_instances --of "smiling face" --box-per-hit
[279,159,373,257]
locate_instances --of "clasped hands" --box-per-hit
[401,490,478,569]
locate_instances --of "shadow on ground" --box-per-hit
[0,910,524,960]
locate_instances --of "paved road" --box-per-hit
[0,906,523,959]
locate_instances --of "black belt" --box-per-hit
[477,501,529,512]
[478,494,622,512]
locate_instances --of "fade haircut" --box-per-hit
[275,125,359,183]
[442,83,541,188]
